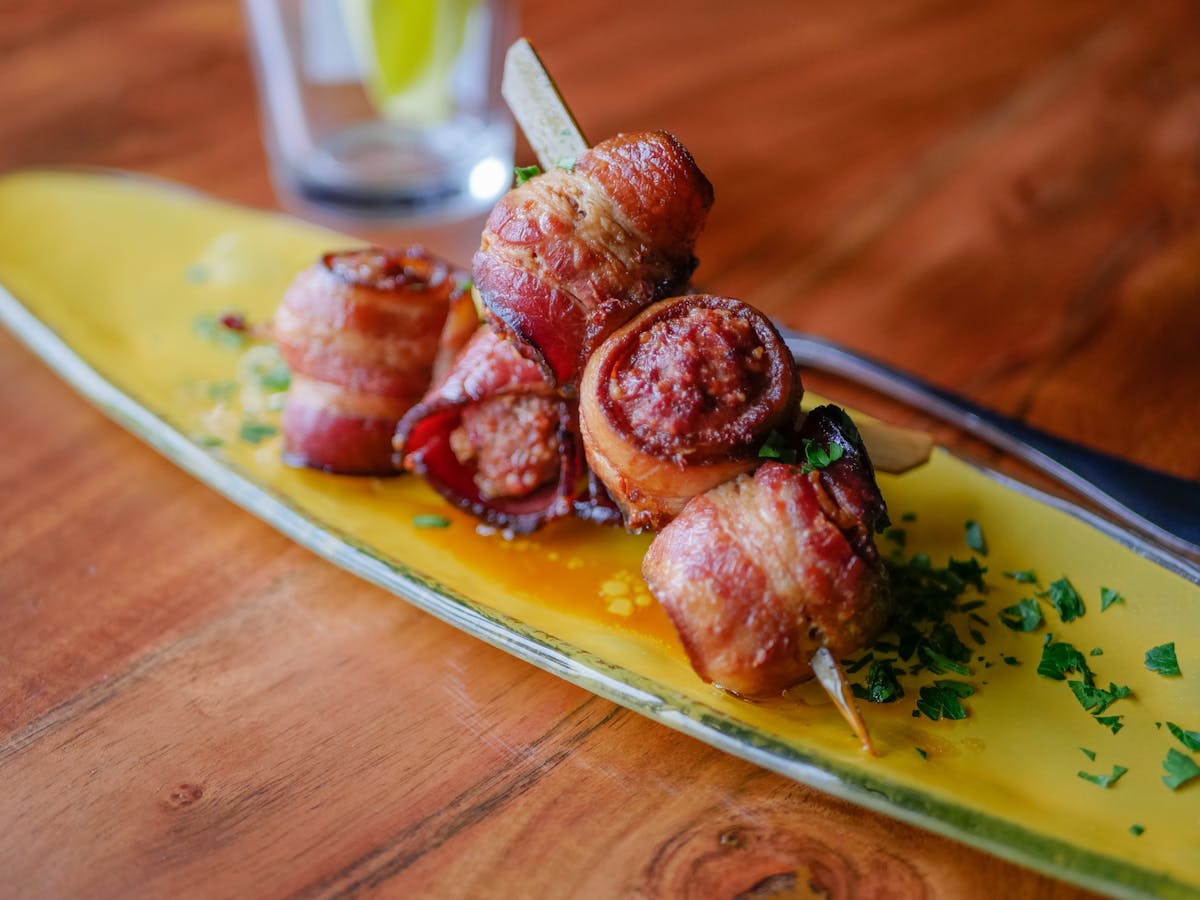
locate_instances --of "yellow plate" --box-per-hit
[1,170,1197,900]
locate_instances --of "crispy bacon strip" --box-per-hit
[642,406,891,699]
[473,130,714,386]
[274,247,470,475]
[394,325,580,533]
[579,294,801,531]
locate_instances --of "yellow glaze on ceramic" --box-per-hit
[1,170,1197,898]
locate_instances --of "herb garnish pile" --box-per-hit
[848,513,1198,809]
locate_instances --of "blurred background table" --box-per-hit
[2,1,1197,896]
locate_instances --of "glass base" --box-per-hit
[276,117,513,225]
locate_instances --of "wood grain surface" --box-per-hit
[3,1,1198,897]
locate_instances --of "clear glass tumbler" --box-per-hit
[241,0,516,224]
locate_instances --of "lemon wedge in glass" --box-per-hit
[339,0,480,124]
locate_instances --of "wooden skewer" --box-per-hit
[502,39,589,170]
[500,38,931,478]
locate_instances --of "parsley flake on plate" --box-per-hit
[193,311,250,350]
[964,519,987,555]
[1100,586,1124,611]
[239,421,278,444]
[1003,568,1038,584]
[413,514,451,529]
[1161,748,1200,790]
[1047,577,1085,623]
[915,680,974,721]
[1167,722,1200,751]
[1037,639,1093,683]
[999,597,1043,632]
[1078,765,1128,788]
[851,659,904,703]
[1068,680,1131,715]
[1145,642,1181,676]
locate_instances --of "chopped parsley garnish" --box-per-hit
[947,557,987,591]
[1145,642,1180,676]
[194,435,224,448]
[1161,748,1200,790]
[800,438,844,473]
[1080,747,1096,761]
[1089,647,1104,656]
[844,653,874,674]
[1100,586,1124,611]
[915,747,928,760]
[964,520,987,555]
[413,514,451,529]
[242,347,291,392]
[1167,722,1200,751]
[193,311,250,350]
[206,379,239,401]
[1068,680,1131,715]
[1003,569,1039,584]
[999,597,1043,632]
[901,511,917,522]
[1095,715,1124,734]
[1078,765,1128,788]
[883,527,907,548]
[916,680,974,721]
[1047,577,1085,623]
[1129,824,1145,837]
[851,659,904,703]
[1002,655,1020,666]
[757,429,797,464]
[1037,640,1093,683]
[514,164,541,185]
[238,421,278,444]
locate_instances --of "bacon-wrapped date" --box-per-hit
[274,247,471,475]
[641,406,891,698]
[473,131,714,386]
[579,294,801,531]
[394,325,581,533]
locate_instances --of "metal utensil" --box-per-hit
[780,327,1200,565]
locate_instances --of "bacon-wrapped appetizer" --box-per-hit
[473,131,714,386]
[579,294,801,531]
[394,325,581,533]
[642,405,891,700]
[274,247,471,475]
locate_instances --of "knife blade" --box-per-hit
[780,327,1200,566]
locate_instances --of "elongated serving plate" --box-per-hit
[2,170,1198,900]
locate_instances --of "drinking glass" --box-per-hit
[241,0,516,225]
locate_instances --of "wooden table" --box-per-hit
[2,1,1197,896]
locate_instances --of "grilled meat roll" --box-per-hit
[473,131,714,386]
[642,406,891,697]
[579,294,801,531]
[394,325,581,533]
[274,247,471,475]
